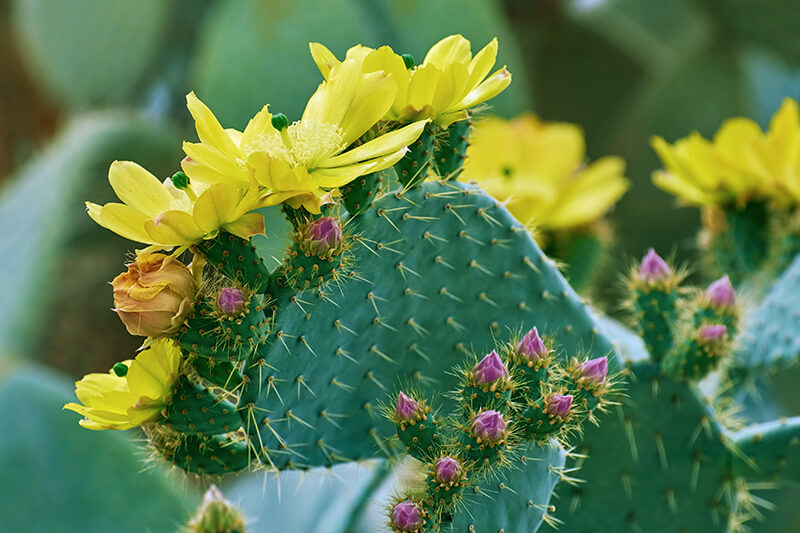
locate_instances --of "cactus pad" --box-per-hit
[238,180,613,470]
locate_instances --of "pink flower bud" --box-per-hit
[392,500,422,531]
[699,324,727,341]
[579,356,608,386]
[217,287,246,315]
[304,217,343,256]
[639,248,671,283]
[517,327,548,360]
[706,275,735,308]
[547,394,573,418]
[395,392,422,421]
[471,410,506,442]
[434,456,462,484]
[472,350,508,385]
[112,253,197,337]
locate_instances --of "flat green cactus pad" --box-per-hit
[238,180,614,470]
[449,442,566,532]
[732,417,800,485]
[733,255,800,378]
[556,360,737,532]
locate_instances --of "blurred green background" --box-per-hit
[2,0,800,531]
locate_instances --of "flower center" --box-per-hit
[249,118,345,169]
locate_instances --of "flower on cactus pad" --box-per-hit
[310,34,511,127]
[705,275,736,308]
[516,326,549,362]
[546,393,573,419]
[462,114,629,230]
[182,62,428,214]
[638,248,672,284]
[112,253,198,337]
[651,98,800,207]
[471,349,509,386]
[86,161,264,248]
[391,499,424,531]
[471,409,507,443]
[63,338,181,430]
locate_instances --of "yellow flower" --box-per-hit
[463,114,629,230]
[650,99,800,206]
[310,34,511,128]
[63,338,181,430]
[86,160,264,248]
[182,62,428,214]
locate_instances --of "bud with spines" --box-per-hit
[565,356,611,411]
[282,216,346,290]
[460,409,510,465]
[521,391,575,440]
[426,454,467,508]
[188,485,247,533]
[462,350,512,410]
[509,327,552,400]
[217,287,247,316]
[692,274,739,336]
[392,392,440,459]
[390,498,427,533]
[630,248,681,361]
[663,323,730,380]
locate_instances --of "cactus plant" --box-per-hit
[62,34,620,533]
[553,250,800,533]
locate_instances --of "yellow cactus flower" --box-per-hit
[86,160,264,249]
[463,114,629,230]
[181,61,428,214]
[63,338,181,430]
[310,34,511,128]
[651,98,800,206]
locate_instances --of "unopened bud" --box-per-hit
[706,275,735,308]
[434,456,462,484]
[579,356,608,386]
[391,500,423,531]
[471,410,506,443]
[517,327,548,360]
[547,394,573,418]
[217,287,247,315]
[472,350,508,385]
[639,248,671,283]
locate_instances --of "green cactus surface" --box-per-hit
[238,180,613,471]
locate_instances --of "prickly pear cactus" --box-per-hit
[554,250,800,533]
[385,329,617,532]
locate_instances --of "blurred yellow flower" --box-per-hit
[651,98,800,206]
[310,34,511,128]
[182,62,427,214]
[63,338,181,430]
[463,114,629,230]
[86,160,264,248]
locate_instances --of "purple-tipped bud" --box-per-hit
[217,287,247,315]
[471,410,506,442]
[517,327,548,360]
[392,500,423,531]
[580,356,608,386]
[706,275,735,308]
[472,350,509,384]
[396,392,422,421]
[699,324,727,341]
[639,248,671,283]
[547,394,573,418]
[306,217,343,255]
[434,456,462,484]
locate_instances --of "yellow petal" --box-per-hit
[309,42,341,80]
[107,161,173,217]
[423,34,471,69]
[186,92,242,158]
[432,62,471,114]
[126,340,179,400]
[407,64,441,114]
[453,67,511,111]
[89,202,158,245]
[182,141,250,187]
[466,38,498,89]
[223,212,265,239]
[192,183,240,234]
[545,158,629,228]
[303,58,362,129]
[652,170,719,206]
[768,97,800,168]
[241,105,274,149]
[144,210,204,245]
[320,120,427,168]
[337,70,396,146]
